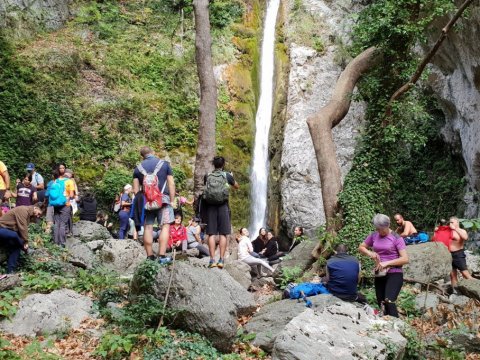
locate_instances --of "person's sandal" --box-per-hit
[216,259,224,269]
[208,259,217,268]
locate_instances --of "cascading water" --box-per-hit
[249,0,280,237]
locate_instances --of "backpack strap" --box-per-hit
[137,164,147,176]
[152,160,165,176]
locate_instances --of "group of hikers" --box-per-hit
[0,149,475,318]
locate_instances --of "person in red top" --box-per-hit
[168,213,187,253]
[432,219,453,250]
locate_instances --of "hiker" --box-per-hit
[288,226,306,252]
[325,244,366,303]
[359,213,409,317]
[237,228,274,277]
[0,204,43,273]
[133,146,175,264]
[448,216,472,287]
[394,214,417,238]
[79,192,97,222]
[64,169,78,235]
[202,156,239,269]
[432,219,452,249]
[47,165,75,247]
[26,163,44,190]
[263,230,285,263]
[252,228,268,254]
[12,174,37,207]
[118,184,133,240]
[0,161,11,202]
[168,213,187,252]
[186,217,209,257]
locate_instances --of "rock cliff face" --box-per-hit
[280,0,365,235]
[0,0,71,33]
[427,4,480,218]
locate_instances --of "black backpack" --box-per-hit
[203,171,229,205]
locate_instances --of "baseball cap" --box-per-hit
[26,163,35,171]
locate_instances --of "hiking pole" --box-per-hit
[157,248,176,330]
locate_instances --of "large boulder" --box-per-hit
[0,289,95,336]
[272,302,407,360]
[146,260,256,352]
[457,278,480,301]
[244,295,338,353]
[99,239,146,275]
[273,239,317,282]
[224,260,252,289]
[403,242,452,283]
[465,250,480,276]
[72,220,111,242]
[415,292,440,311]
[68,242,96,269]
[0,274,21,292]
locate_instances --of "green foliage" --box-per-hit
[94,167,132,207]
[0,338,21,360]
[71,268,121,296]
[397,288,420,318]
[278,266,303,289]
[95,332,137,359]
[460,218,480,232]
[131,260,161,295]
[210,0,244,29]
[22,271,70,293]
[402,328,426,359]
[0,287,24,319]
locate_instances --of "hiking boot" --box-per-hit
[158,256,172,265]
[147,255,156,261]
[217,259,224,269]
[208,259,217,268]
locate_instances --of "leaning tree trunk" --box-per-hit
[307,47,380,257]
[193,0,217,202]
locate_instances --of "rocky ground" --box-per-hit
[1,222,480,359]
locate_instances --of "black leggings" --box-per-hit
[374,272,403,317]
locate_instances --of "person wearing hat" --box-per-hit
[26,163,44,191]
[186,217,209,257]
[118,184,133,239]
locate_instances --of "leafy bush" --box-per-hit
[278,266,303,289]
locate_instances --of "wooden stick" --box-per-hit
[157,248,176,330]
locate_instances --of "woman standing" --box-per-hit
[358,214,409,317]
[118,184,133,240]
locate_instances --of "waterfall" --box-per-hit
[249,0,280,237]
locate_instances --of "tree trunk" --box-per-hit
[307,47,380,256]
[192,0,218,202]
[385,0,475,119]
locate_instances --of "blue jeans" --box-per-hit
[118,210,130,240]
[0,228,24,273]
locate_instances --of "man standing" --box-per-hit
[325,244,366,303]
[203,156,239,269]
[449,217,472,287]
[0,205,43,273]
[26,163,44,190]
[133,146,175,264]
[394,213,417,238]
[0,161,11,201]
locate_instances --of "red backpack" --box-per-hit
[137,160,166,211]
[432,225,453,250]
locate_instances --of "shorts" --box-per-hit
[205,202,231,235]
[46,206,54,223]
[145,205,174,226]
[451,249,468,271]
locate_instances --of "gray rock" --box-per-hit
[465,250,480,275]
[0,289,95,336]
[449,294,471,307]
[85,240,105,251]
[224,260,252,289]
[72,221,111,243]
[415,292,440,311]
[0,273,21,292]
[147,261,256,352]
[457,278,480,301]
[244,295,338,353]
[273,239,317,282]
[403,242,452,283]
[99,239,146,275]
[68,242,95,269]
[251,276,276,289]
[280,0,365,234]
[272,302,407,360]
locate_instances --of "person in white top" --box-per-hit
[237,228,274,277]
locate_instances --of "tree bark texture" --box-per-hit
[385,0,475,118]
[193,0,217,201]
[307,47,380,235]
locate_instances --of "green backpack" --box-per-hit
[203,171,229,205]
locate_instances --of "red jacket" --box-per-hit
[169,225,187,248]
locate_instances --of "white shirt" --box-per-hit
[31,172,44,189]
[238,236,253,260]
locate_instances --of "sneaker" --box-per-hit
[217,259,224,269]
[147,255,156,261]
[158,256,172,265]
[208,259,217,268]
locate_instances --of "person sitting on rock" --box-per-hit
[394,213,417,238]
[252,227,268,254]
[448,216,472,288]
[0,204,43,273]
[237,227,273,277]
[168,213,187,253]
[262,230,285,264]
[186,217,209,258]
[325,244,366,303]
[288,226,306,252]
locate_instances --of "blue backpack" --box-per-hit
[47,178,67,207]
[284,282,330,300]
[405,231,429,245]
